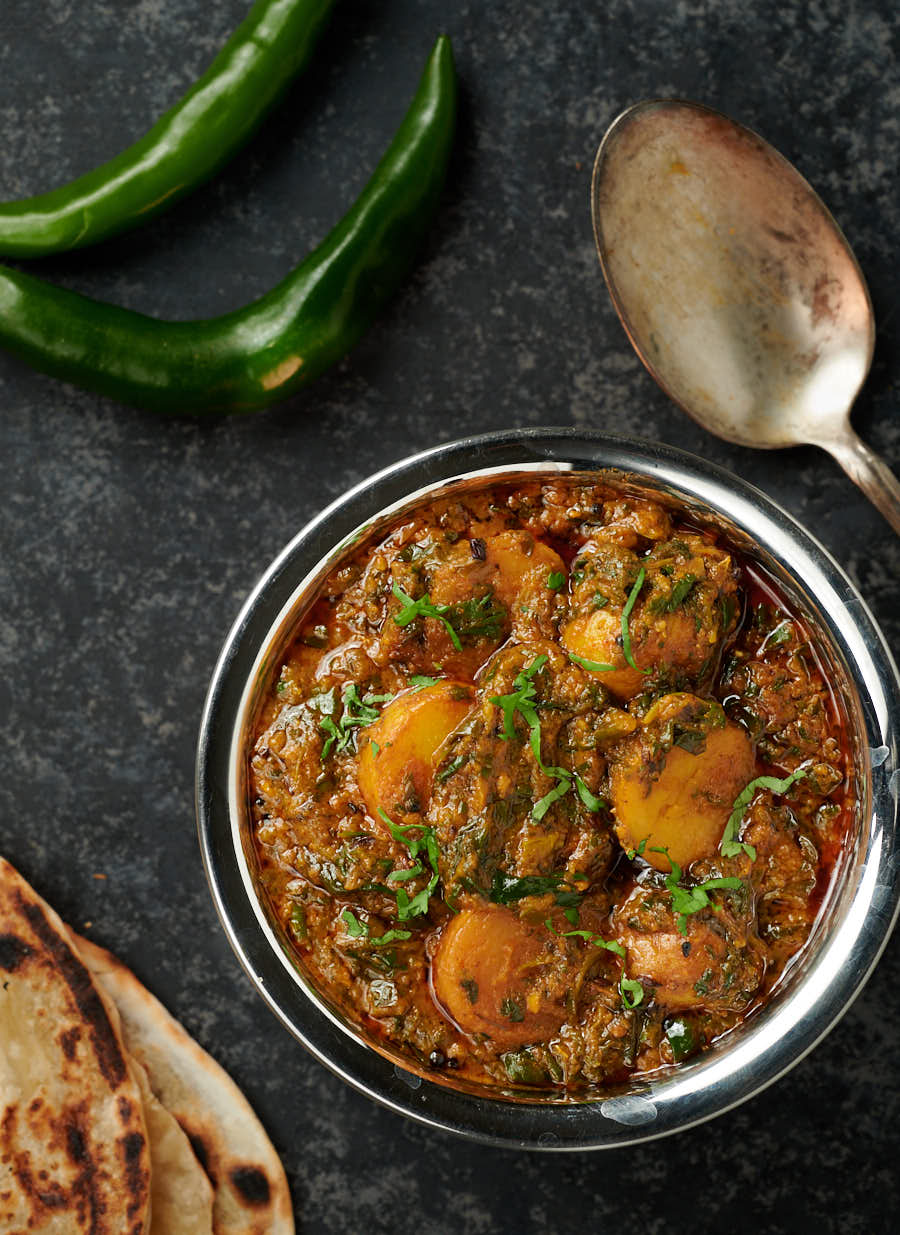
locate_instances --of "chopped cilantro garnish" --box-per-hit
[720,767,807,860]
[665,1017,696,1061]
[651,846,743,935]
[547,570,566,591]
[340,908,412,945]
[386,863,424,883]
[619,975,644,1009]
[545,919,625,958]
[649,573,697,615]
[490,655,606,819]
[567,651,615,673]
[622,567,650,674]
[319,715,342,761]
[545,920,638,1009]
[532,778,572,821]
[444,591,507,642]
[317,682,393,760]
[392,583,462,651]
[490,870,584,911]
[341,908,367,938]
[592,592,608,610]
[624,836,648,861]
[574,775,606,813]
[489,654,546,739]
[378,808,441,920]
[408,674,441,692]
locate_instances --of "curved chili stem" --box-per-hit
[0,36,457,413]
[0,0,337,257]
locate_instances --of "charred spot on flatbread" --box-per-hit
[18,890,127,1089]
[0,932,34,971]
[186,1130,214,1180]
[59,1026,82,1060]
[230,1165,271,1206]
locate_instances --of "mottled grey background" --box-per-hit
[1,1,898,1231]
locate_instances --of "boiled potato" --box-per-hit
[622,922,728,1010]
[561,533,740,701]
[481,531,565,608]
[358,681,474,823]
[560,605,646,699]
[609,693,755,870]
[431,905,567,1048]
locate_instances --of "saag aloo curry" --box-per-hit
[249,477,854,1091]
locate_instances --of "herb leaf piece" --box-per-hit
[378,807,441,920]
[491,870,583,911]
[545,921,638,1009]
[532,778,572,821]
[545,920,625,958]
[408,674,441,691]
[574,775,606,813]
[490,654,591,820]
[489,654,547,741]
[340,908,412,945]
[720,767,807,860]
[341,908,368,938]
[317,681,392,760]
[567,651,615,673]
[622,566,650,674]
[619,975,644,1009]
[547,570,566,591]
[445,591,507,642]
[500,996,525,1023]
[391,582,462,651]
[649,573,697,615]
[436,753,467,782]
[650,846,743,935]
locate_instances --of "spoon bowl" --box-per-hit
[592,99,900,532]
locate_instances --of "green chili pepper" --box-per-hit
[0,0,337,257]
[0,36,456,414]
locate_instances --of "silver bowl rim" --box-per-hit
[195,427,900,1151]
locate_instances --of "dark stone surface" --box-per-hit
[1,1,898,1231]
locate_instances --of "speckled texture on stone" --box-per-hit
[0,2,898,1232]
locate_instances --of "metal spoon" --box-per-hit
[591,98,900,535]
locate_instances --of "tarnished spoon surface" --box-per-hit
[592,98,900,534]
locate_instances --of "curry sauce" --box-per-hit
[249,478,854,1092]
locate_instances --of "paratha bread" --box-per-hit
[0,857,151,1235]
[74,933,294,1235]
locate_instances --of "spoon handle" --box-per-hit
[822,428,900,536]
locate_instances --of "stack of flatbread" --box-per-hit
[0,857,294,1234]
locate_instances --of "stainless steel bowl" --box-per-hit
[196,428,900,1149]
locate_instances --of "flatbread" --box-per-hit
[130,1056,215,1235]
[74,934,294,1235]
[0,858,151,1235]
